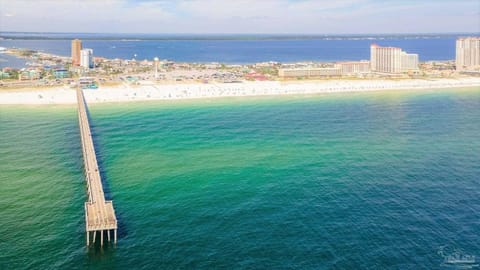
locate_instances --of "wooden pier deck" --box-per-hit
[76,88,117,246]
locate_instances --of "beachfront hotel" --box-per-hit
[71,39,82,66]
[401,52,419,72]
[334,61,370,76]
[456,37,480,71]
[370,44,419,73]
[278,67,342,78]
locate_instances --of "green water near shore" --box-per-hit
[1,87,479,269]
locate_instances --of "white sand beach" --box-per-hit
[1,78,479,105]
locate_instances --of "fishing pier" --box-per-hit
[76,88,117,246]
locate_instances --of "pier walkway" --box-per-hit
[76,88,117,246]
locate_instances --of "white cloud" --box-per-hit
[0,0,478,33]
[0,0,174,32]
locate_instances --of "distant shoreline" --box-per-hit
[1,78,479,105]
[0,31,478,41]
[1,32,477,41]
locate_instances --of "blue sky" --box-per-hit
[0,0,479,34]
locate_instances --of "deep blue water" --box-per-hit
[0,33,472,67]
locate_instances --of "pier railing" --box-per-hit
[76,88,117,246]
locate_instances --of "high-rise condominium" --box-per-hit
[456,37,480,71]
[71,39,82,66]
[80,49,94,69]
[370,44,419,73]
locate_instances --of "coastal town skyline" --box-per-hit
[1,0,479,34]
[2,34,478,92]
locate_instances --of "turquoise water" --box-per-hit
[1,88,479,269]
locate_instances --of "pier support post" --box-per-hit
[114,229,117,244]
[107,230,111,242]
[86,232,90,246]
[93,231,96,243]
[101,230,104,246]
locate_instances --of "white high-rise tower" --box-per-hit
[80,49,94,69]
[370,44,418,73]
[456,37,480,71]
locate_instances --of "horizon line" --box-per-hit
[1,31,479,36]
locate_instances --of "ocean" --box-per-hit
[0,33,471,68]
[1,88,479,269]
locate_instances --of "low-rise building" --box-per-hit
[204,63,222,69]
[19,69,41,80]
[254,61,280,68]
[245,71,268,81]
[79,77,97,89]
[0,71,11,79]
[53,69,71,79]
[278,67,342,78]
[335,61,370,75]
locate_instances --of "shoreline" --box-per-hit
[0,78,479,105]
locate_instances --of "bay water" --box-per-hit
[0,33,468,68]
